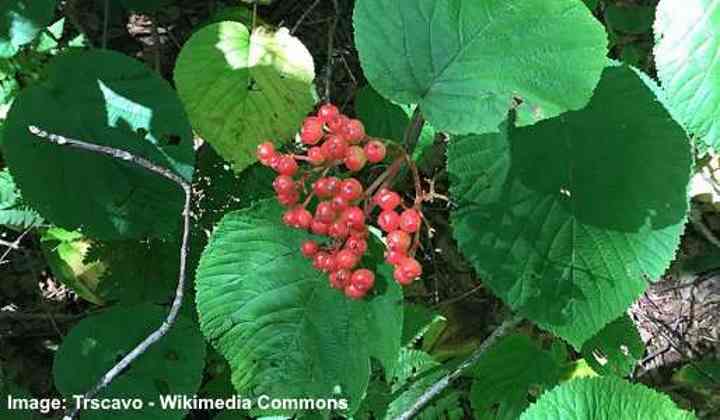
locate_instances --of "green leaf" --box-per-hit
[385,349,462,420]
[580,315,644,377]
[0,0,56,57]
[401,303,443,347]
[40,227,106,305]
[354,85,436,161]
[53,304,206,420]
[355,85,409,143]
[448,65,691,349]
[90,238,179,305]
[655,0,720,152]
[353,0,608,134]
[3,49,195,240]
[175,22,315,173]
[0,169,43,229]
[604,5,654,35]
[519,377,697,420]
[195,200,403,416]
[672,359,720,389]
[470,334,562,420]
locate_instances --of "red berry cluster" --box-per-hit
[257,103,422,299]
[372,188,423,285]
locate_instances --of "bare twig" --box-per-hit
[290,0,321,34]
[324,0,339,102]
[394,315,523,420]
[102,0,109,49]
[0,226,34,265]
[27,126,192,420]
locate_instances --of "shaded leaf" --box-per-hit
[4,49,195,240]
[449,65,691,348]
[53,304,206,420]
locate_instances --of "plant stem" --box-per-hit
[403,107,425,156]
[324,0,339,102]
[27,126,192,420]
[393,315,523,420]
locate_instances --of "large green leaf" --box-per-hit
[353,0,608,135]
[655,0,720,152]
[90,238,179,305]
[470,335,563,420]
[519,377,696,420]
[4,49,195,240]
[580,314,644,377]
[449,65,691,348]
[195,200,403,416]
[0,0,56,58]
[53,304,206,420]
[175,22,315,173]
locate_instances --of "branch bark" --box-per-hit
[393,315,523,420]
[27,126,192,420]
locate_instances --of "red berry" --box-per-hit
[257,142,276,166]
[311,220,330,236]
[275,155,298,176]
[394,257,422,285]
[385,249,406,265]
[273,175,296,195]
[308,147,326,166]
[329,269,351,289]
[377,210,400,233]
[295,208,313,229]
[331,195,350,212]
[313,252,334,272]
[364,140,386,163]
[282,209,298,227]
[344,283,366,300]
[327,115,349,134]
[386,230,411,252]
[373,188,402,211]
[336,249,359,270]
[317,104,340,123]
[351,269,375,291]
[339,178,363,201]
[399,209,421,233]
[277,190,299,207]
[344,119,366,144]
[342,206,365,230]
[314,201,336,224]
[345,237,368,256]
[344,146,367,172]
[328,220,349,239]
[314,177,339,199]
[322,134,349,160]
[301,117,324,145]
[301,240,319,257]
